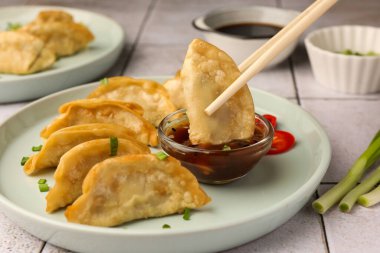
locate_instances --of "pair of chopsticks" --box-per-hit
[205,0,338,116]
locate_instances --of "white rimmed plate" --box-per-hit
[0,77,331,253]
[0,6,124,103]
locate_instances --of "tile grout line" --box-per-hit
[278,0,302,107]
[315,190,331,253]
[276,0,283,8]
[274,8,329,252]
[284,2,329,248]
[120,0,158,74]
[288,57,302,106]
[38,241,47,253]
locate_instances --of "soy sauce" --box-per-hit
[168,122,264,150]
[215,22,282,39]
[161,118,271,184]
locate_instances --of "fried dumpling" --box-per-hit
[34,10,74,23]
[65,154,211,227]
[88,76,176,126]
[46,138,150,213]
[163,71,186,109]
[21,10,94,57]
[40,99,157,146]
[181,39,255,145]
[24,123,138,175]
[0,31,55,74]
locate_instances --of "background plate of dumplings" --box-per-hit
[0,5,124,103]
[0,77,331,253]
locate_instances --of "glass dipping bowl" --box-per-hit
[158,109,274,184]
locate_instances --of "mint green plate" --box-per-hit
[0,6,124,103]
[0,78,331,253]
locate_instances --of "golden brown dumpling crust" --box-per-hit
[46,138,150,213]
[65,154,211,227]
[24,123,139,175]
[34,10,74,23]
[88,76,176,126]
[163,71,186,109]
[40,99,157,146]
[21,10,94,57]
[181,39,255,145]
[0,31,56,74]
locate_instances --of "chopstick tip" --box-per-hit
[204,105,214,116]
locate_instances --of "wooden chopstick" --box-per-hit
[206,0,337,116]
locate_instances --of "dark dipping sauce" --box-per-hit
[215,22,282,39]
[168,123,264,150]
[159,114,273,184]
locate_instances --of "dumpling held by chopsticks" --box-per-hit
[181,39,255,145]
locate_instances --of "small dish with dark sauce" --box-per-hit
[192,6,299,66]
[158,109,274,184]
[215,22,283,39]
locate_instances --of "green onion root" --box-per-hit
[312,130,380,214]
[358,184,380,207]
[312,159,365,214]
[338,166,380,212]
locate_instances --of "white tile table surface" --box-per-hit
[0,0,379,252]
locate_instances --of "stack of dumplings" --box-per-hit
[20,10,94,57]
[23,75,210,227]
[0,10,94,74]
[40,99,158,146]
[24,123,139,175]
[88,77,177,126]
[22,38,259,228]
[46,138,150,213]
[0,31,56,74]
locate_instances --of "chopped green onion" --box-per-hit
[38,179,47,184]
[32,145,42,152]
[358,184,380,207]
[366,51,379,56]
[20,156,29,166]
[339,49,379,57]
[156,151,168,160]
[340,49,353,55]
[222,144,231,151]
[162,224,171,229]
[6,22,22,31]
[183,207,191,220]
[110,137,118,156]
[312,130,380,214]
[100,78,109,85]
[39,184,49,192]
[339,165,380,212]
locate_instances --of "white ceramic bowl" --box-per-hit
[192,6,299,67]
[305,25,380,94]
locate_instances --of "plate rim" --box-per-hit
[0,5,125,84]
[0,77,331,237]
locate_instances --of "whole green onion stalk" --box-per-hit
[312,130,380,214]
[339,166,380,212]
[358,184,380,207]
